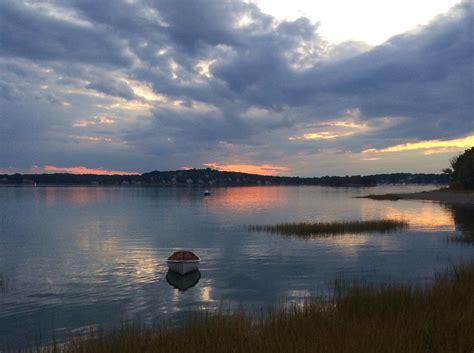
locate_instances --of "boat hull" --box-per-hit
[167,260,200,275]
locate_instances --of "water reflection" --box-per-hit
[0,273,9,294]
[445,205,474,243]
[42,187,112,206]
[361,201,455,231]
[166,270,201,291]
[208,186,289,212]
[74,225,165,284]
[1,186,474,349]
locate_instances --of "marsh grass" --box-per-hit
[16,262,474,353]
[247,219,408,238]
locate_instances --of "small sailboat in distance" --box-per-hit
[167,250,200,275]
[204,189,211,196]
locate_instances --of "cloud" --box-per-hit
[73,116,116,128]
[41,165,140,175]
[363,134,474,154]
[86,79,137,100]
[0,0,472,175]
[204,163,290,176]
[0,1,132,66]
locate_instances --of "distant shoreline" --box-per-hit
[359,189,474,205]
[0,183,446,189]
[0,169,449,187]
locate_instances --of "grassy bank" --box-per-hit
[248,219,408,237]
[359,189,474,204]
[18,262,474,353]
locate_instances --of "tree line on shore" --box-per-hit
[0,168,449,187]
[443,147,474,190]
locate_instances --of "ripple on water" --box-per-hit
[0,186,473,348]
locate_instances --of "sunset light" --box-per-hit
[1,1,473,350]
[204,163,290,176]
[42,166,140,175]
[363,135,474,155]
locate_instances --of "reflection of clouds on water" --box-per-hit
[207,186,289,213]
[42,187,114,206]
[315,234,401,257]
[200,286,212,302]
[285,290,311,304]
[360,200,455,231]
[2,186,474,348]
[75,227,165,284]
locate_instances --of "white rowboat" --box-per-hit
[167,250,200,275]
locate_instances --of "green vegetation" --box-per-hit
[18,262,474,353]
[443,147,474,190]
[248,220,408,237]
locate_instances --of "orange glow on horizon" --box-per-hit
[204,163,290,176]
[43,165,140,175]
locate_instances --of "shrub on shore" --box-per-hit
[443,147,474,190]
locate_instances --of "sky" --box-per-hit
[0,0,472,176]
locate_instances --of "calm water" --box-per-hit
[1,185,473,347]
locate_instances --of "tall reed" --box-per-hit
[248,219,408,238]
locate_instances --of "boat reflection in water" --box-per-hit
[166,270,201,291]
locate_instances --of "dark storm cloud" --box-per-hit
[209,1,473,140]
[152,0,245,54]
[0,0,472,173]
[0,1,132,66]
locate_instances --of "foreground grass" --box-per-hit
[20,262,474,353]
[248,219,408,237]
